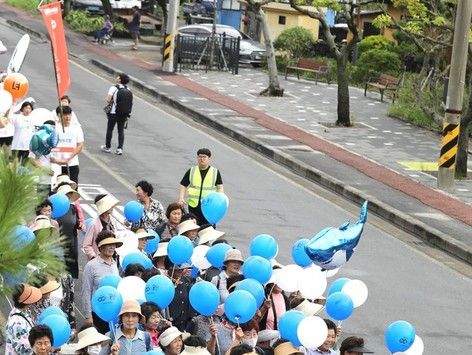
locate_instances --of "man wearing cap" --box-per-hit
[339,336,373,355]
[178,148,224,225]
[83,194,120,260]
[5,283,42,354]
[211,249,244,303]
[82,230,122,334]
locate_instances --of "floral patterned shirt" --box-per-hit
[131,198,166,231]
[5,307,33,355]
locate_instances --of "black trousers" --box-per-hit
[11,149,29,164]
[61,165,80,185]
[105,114,126,149]
[92,311,110,335]
[0,136,13,147]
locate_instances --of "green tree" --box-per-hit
[274,26,316,58]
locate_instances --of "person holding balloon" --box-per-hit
[83,194,120,260]
[304,319,337,355]
[177,219,200,245]
[28,275,61,324]
[155,202,185,242]
[82,230,122,334]
[211,249,244,304]
[178,148,224,226]
[28,325,54,355]
[131,180,166,231]
[6,101,35,163]
[135,228,157,260]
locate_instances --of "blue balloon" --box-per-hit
[121,252,153,270]
[145,275,175,309]
[235,279,265,308]
[81,217,94,237]
[224,290,257,323]
[40,314,71,347]
[206,243,232,269]
[385,320,416,353]
[30,124,59,157]
[144,229,160,254]
[168,235,194,265]
[189,281,220,316]
[250,234,278,260]
[242,256,272,284]
[279,310,305,347]
[305,201,368,270]
[326,292,354,321]
[201,192,228,224]
[124,201,144,222]
[13,226,35,249]
[328,278,351,296]
[99,274,122,289]
[92,286,123,322]
[291,239,312,267]
[38,306,66,323]
[49,193,70,219]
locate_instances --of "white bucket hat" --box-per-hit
[153,242,168,258]
[198,226,225,245]
[178,220,200,235]
[95,194,120,215]
[56,184,81,203]
[54,174,77,190]
[76,327,110,350]
[31,215,55,232]
[159,326,182,347]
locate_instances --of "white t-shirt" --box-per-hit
[0,117,14,138]
[107,84,125,114]
[28,150,51,185]
[53,124,84,167]
[10,113,34,150]
[51,109,80,126]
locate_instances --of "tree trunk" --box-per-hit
[62,0,71,17]
[455,76,472,178]
[257,7,283,96]
[336,54,351,126]
[101,0,113,17]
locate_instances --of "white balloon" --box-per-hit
[298,266,327,300]
[0,89,12,115]
[277,264,303,292]
[117,276,146,302]
[341,279,368,308]
[29,108,54,126]
[325,268,340,278]
[191,245,211,270]
[115,230,138,257]
[404,335,424,355]
[297,316,328,350]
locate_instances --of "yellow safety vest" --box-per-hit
[187,165,218,208]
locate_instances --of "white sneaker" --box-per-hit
[101,145,111,153]
[115,148,123,155]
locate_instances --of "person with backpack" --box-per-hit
[101,73,133,156]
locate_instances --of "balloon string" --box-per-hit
[170,265,176,281]
[109,321,117,345]
[337,320,343,327]
[267,283,276,298]
[210,316,221,355]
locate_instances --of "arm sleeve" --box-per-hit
[81,262,94,317]
[215,170,223,185]
[180,169,191,186]
[77,126,84,143]
[82,220,98,259]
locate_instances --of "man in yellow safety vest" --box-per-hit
[178,148,224,225]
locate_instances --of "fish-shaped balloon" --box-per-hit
[305,201,368,270]
[30,124,59,158]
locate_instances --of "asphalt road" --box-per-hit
[1,23,472,354]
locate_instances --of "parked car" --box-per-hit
[183,0,215,24]
[71,0,141,15]
[178,24,266,66]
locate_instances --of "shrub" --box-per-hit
[351,48,401,84]
[6,0,37,12]
[358,35,394,56]
[274,26,316,58]
[65,10,104,33]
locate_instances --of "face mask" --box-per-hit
[87,345,101,355]
[242,337,258,348]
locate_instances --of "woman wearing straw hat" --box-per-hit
[28,274,61,323]
[177,219,200,246]
[158,326,184,355]
[82,231,123,334]
[75,326,113,355]
[5,283,43,354]
[83,194,120,261]
[99,300,153,354]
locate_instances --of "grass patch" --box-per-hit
[6,0,38,12]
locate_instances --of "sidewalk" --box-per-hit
[1,3,471,265]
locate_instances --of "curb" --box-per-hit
[89,59,472,266]
[6,19,46,42]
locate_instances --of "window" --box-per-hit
[222,0,240,10]
[278,16,286,25]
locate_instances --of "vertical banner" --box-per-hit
[39,2,70,98]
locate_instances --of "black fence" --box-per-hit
[174,34,240,74]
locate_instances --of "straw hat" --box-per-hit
[223,249,244,264]
[274,342,303,355]
[178,220,200,235]
[30,215,55,232]
[18,284,42,305]
[180,345,211,355]
[198,226,225,245]
[153,242,168,258]
[75,327,110,350]
[118,300,144,322]
[54,174,77,190]
[293,298,324,317]
[135,230,155,240]
[95,194,119,215]
[39,279,61,295]
[97,236,123,248]
[56,184,81,203]
[159,326,182,347]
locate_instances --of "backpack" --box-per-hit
[114,85,133,117]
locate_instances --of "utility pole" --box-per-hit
[438,0,472,190]
[162,0,180,72]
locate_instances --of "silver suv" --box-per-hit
[178,24,266,66]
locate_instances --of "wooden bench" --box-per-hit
[364,73,401,102]
[285,58,330,84]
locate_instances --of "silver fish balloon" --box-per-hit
[305,201,368,270]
